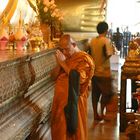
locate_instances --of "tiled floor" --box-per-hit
[87,54,129,140]
[87,98,129,140]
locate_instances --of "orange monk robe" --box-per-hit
[51,51,94,140]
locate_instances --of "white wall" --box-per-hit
[0,0,8,14]
[106,0,140,33]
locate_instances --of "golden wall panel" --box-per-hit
[56,0,106,32]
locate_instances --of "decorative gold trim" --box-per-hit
[0,0,18,25]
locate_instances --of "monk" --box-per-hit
[51,34,94,140]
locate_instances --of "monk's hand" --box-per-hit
[55,49,66,65]
[55,50,69,74]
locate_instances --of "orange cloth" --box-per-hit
[51,51,94,140]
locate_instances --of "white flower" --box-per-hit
[51,12,56,17]
[44,7,48,12]
[53,8,59,13]
[33,0,64,24]
[50,4,56,10]
[43,0,49,6]
[50,0,55,5]
[58,16,63,21]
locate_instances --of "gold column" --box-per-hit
[0,0,18,25]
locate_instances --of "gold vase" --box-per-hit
[40,23,51,43]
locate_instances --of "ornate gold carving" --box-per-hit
[0,49,56,140]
